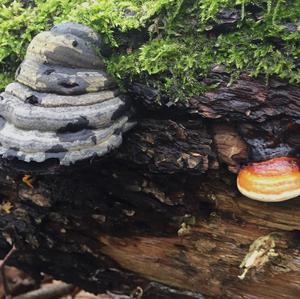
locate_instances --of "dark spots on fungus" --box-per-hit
[111,99,127,121]
[43,68,55,75]
[46,144,68,153]
[59,82,79,89]
[0,117,6,130]
[57,129,95,143]
[25,95,39,105]
[113,127,122,135]
[91,136,97,145]
[57,116,90,133]
[15,66,21,77]
[106,144,114,153]
[45,145,67,161]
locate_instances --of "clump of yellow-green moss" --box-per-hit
[0,0,299,100]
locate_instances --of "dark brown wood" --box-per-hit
[0,74,300,299]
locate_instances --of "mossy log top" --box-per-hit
[1,0,299,100]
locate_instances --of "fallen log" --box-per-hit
[0,71,300,298]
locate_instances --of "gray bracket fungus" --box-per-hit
[0,92,126,131]
[0,23,134,166]
[0,116,128,164]
[5,83,120,107]
[51,22,103,49]
[25,31,104,69]
[16,58,116,94]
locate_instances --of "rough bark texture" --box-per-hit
[0,73,300,299]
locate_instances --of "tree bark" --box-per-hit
[0,74,300,299]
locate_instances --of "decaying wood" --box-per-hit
[13,282,75,299]
[0,74,299,299]
[130,73,300,162]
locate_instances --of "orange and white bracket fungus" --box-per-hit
[237,157,300,202]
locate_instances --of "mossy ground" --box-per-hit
[0,0,299,100]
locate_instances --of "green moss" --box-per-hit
[0,72,14,92]
[0,0,299,100]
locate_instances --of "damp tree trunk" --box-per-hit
[0,72,300,299]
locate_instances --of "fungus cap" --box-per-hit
[237,157,300,202]
[0,22,134,169]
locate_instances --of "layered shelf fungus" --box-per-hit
[0,22,134,173]
[237,157,300,202]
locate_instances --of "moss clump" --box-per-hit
[0,0,299,100]
[0,72,14,90]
